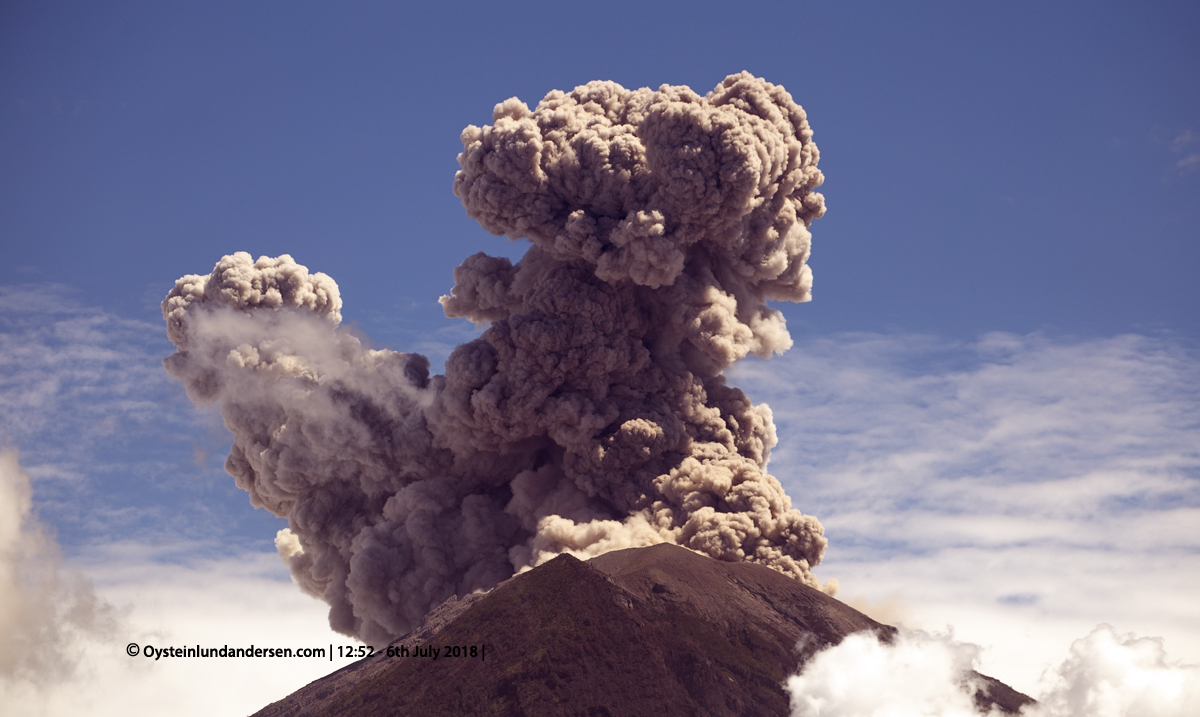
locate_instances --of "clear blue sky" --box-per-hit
[1,3,1197,713]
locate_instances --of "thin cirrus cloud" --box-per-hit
[0,284,256,548]
[730,331,1199,545]
[0,285,191,478]
[730,330,1200,692]
[1173,130,1200,172]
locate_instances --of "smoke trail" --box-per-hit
[162,72,829,644]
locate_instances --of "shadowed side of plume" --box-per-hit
[253,545,1033,717]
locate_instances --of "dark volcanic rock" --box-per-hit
[253,544,1033,716]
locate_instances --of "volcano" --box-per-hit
[253,544,1033,716]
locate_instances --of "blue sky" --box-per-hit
[4,1,1197,339]
[1,2,1197,714]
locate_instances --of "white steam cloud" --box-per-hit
[787,629,992,717]
[0,449,118,693]
[1027,625,1200,717]
[161,72,830,645]
[785,626,1200,717]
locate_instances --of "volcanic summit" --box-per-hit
[253,543,1033,716]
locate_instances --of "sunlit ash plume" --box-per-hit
[161,72,829,645]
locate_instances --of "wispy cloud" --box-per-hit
[0,284,267,551]
[0,284,186,467]
[731,331,1200,691]
[1171,130,1200,173]
[734,332,1197,526]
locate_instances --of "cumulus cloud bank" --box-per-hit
[0,449,117,693]
[161,72,830,644]
[1027,626,1200,717]
[786,626,1199,717]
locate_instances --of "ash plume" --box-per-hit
[162,72,829,645]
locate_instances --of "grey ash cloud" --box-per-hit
[161,72,831,645]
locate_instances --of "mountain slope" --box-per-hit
[254,544,1033,716]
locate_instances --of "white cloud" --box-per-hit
[787,629,988,717]
[4,542,356,717]
[1027,625,1200,717]
[731,331,1200,693]
[0,284,260,549]
[786,625,1200,717]
[0,285,203,485]
[1172,130,1200,173]
[0,448,119,703]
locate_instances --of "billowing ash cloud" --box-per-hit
[162,72,829,645]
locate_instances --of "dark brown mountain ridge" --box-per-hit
[254,543,1033,716]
